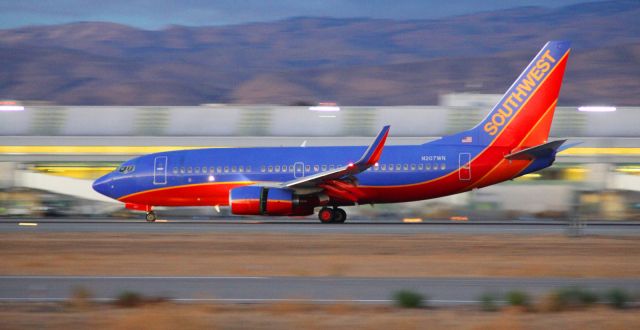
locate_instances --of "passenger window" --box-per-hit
[322,165,327,171]
[232,166,237,172]
[426,164,431,171]
[180,167,185,174]
[173,167,178,174]
[396,164,401,171]
[195,167,200,174]
[411,164,416,171]
[239,166,244,173]
[374,164,379,171]
[305,165,310,172]
[224,166,229,173]
[314,165,319,172]
[403,164,409,171]
[217,166,222,173]
[210,167,215,174]
[418,164,424,170]
[275,165,280,172]
[187,167,193,174]
[268,166,273,172]
[260,166,266,173]
[247,166,251,172]
[441,163,446,170]
[329,165,335,170]
[289,165,294,172]
[381,164,386,171]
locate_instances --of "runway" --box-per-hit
[1,218,640,235]
[1,276,638,305]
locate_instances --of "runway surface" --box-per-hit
[1,218,639,235]
[1,276,638,305]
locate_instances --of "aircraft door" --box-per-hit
[294,162,305,178]
[153,156,168,185]
[458,153,471,181]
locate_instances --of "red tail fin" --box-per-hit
[473,41,571,148]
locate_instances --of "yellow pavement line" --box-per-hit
[18,222,38,226]
[402,218,423,223]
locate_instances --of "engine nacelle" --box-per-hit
[230,186,298,216]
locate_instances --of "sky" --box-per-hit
[0,0,597,29]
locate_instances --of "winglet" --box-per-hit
[354,125,390,169]
[281,125,390,189]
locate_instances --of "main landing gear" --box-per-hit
[318,207,347,224]
[145,211,157,222]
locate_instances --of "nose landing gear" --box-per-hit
[318,207,347,224]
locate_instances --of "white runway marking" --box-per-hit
[0,297,483,304]
[0,276,268,280]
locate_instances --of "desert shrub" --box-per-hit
[505,290,530,307]
[542,287,598,311]
[393,290,425,308]
[605,288,630,309]
[478,292,499,312]
[115,291,144,308]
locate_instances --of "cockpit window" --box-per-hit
[118,165,135,174]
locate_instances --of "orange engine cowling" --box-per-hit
[229,186,297,216]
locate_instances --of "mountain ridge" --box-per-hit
[0,0,638,105]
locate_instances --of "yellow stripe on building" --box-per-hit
[0,146,639,156]
[0,146,223,154]
[558,148,640,156]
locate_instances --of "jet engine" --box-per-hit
[229,186,314,216]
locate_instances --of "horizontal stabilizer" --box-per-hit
[505,140,567,160]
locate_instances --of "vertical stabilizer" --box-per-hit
[472,41,571,148]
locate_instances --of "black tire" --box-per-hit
[146,211,157,222]
[318,208,334,223]
[334,208,347,223]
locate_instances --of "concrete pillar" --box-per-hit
[0,162,16,189]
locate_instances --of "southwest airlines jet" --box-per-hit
[93,41,572,223]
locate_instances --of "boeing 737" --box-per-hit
[93,41,572,223]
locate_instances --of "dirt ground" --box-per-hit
[0,302,638,330]
[1,233,639,277]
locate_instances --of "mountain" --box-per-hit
[0,0,638,105]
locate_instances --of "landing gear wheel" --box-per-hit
[318,208,334,224]
[333,208,347,223]
[145,211,157,222]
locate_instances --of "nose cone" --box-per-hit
[92,173,113,197]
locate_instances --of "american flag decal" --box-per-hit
[461,136,473,143]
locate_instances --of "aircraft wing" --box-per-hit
[281,125,390,189]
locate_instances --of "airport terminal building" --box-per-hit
[0,94,638,220]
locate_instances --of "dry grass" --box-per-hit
[0,303,638,330]
[0,233,639,277]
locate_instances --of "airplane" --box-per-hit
[93,41,572,223]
